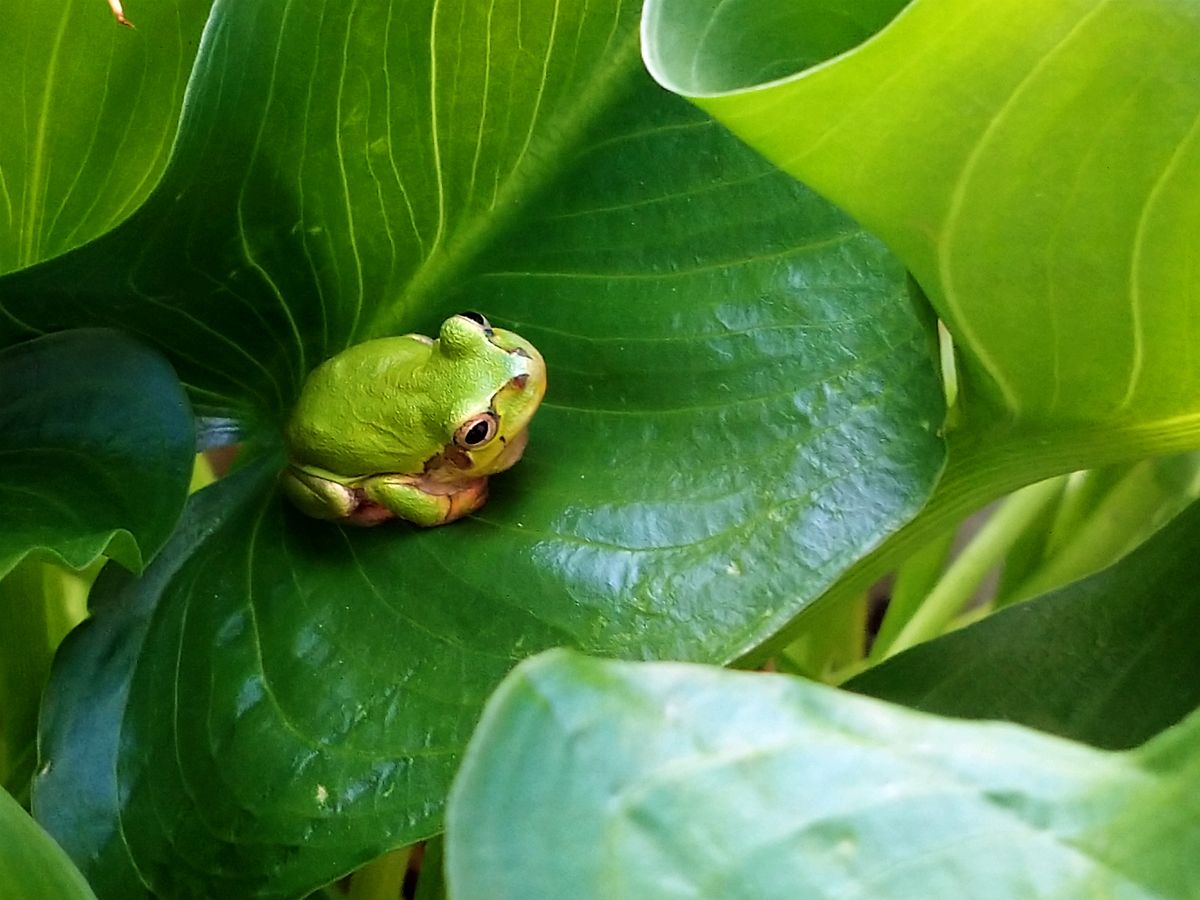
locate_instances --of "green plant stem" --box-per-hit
[0,569,48,800]
[1007,452,1200,604]
[0,561,90,801]
[413,837,445,900]
[346,847,411,900]
[868,526,957,662]
[742,414,1200,666]
[876,477,1064,659]
[778,592,868,682]
[1041,468,1121,558]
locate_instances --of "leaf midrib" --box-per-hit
[21,2,74,269]
[373,17,642,337]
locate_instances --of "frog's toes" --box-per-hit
[281,465,359,521]
[344,499,397,527]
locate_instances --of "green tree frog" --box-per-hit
[282,312,546,527]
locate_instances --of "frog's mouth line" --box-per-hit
[426,444,473,472]
[487,428,530,471]
[420,428,530,481]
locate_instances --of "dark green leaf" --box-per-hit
[0,329,194,579]
[446,650,1200,899]
[0,0,212,274]
[38,455,574,898]
[0,787,95,900]
[36,459,284,899]
[19,1,946,895]
[849,497,1200,750]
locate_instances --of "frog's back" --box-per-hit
[287,335,438,476]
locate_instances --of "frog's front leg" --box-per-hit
[361,475,489,527]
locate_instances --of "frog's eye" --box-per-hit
[454,412,499,449]
[457,311,492,331]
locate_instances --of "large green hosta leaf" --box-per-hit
[12,0,945,895]
[642,0,1200,438]
[0,0,212,274]
[446,650,1200,899]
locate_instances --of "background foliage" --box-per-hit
[3,0,1199,896]
[1,0,945,895]
[448,650,1200,899]
[645,0,1200,430]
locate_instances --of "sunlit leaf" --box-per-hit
[0,0,212,274]
[643,0,1200,438]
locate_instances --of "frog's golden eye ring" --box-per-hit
[457,311,493,334]
[454,412,499,449]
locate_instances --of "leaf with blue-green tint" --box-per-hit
[447,650,1200,899]
[0,329,194,580]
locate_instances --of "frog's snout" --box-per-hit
[509,343,547,409]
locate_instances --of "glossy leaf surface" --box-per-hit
[0,329,194,579]
[0,787,95,900]
[0,0,211,274]
[17,0,947,895]
[643,0,1200,435]
[849,497,1200,750]
[447,650,1200,899]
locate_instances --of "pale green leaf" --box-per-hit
[643,0,1200,436]
[447,650,1200,899]
[0,0,212,274]
[0,787,95,900]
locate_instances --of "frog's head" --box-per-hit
[431,312,547,478]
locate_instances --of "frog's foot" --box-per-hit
[361,475,489,527]
[440,478,489,523]
[344,500,397,527]
[282,464,361,521]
